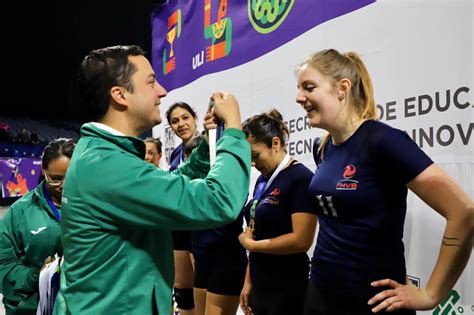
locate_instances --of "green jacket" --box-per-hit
[53,123,250,315]
[0,182,62,314]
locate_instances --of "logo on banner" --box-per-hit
[336,164,359,190]
[163,9,182,75]
[152,0,376,91]
[204,0,232,62]
[1,157,41,198]
[6,170,28,196]
[193,0,233,70]
[248,0,295,34]
[433,290,465,315]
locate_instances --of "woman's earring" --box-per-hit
[338,94,344,101]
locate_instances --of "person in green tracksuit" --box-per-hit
[0,138,75,314]
[53,45,251,315]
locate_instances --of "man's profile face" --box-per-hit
[126,55,167,132]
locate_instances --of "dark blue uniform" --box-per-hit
[243,162,316,315]
[192,212,247,295]
[305,120,432,314]
[169,144,192,250]
[169,143,184,171]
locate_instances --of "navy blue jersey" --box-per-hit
[243,162,316,289]
[308,120,433,299]
[192,211,247,271]
[169,143,184,171]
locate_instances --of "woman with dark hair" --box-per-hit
[0,138,75,315]
[166,102,200,170]
[238,109,317,315]
[144,137,163,168]
[165,101,200,315]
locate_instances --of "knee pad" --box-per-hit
[173,287,194,310]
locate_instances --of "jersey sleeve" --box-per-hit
[289,166,317,215]
[371,124,433,185]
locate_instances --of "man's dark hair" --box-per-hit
[78,45,146,121]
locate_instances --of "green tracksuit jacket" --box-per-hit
[0,182,62,314]
[53,123,251,315]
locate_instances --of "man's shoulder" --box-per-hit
[73,136,142,174]
[75,136,119,159]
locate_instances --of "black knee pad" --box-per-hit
[173,287,194,310]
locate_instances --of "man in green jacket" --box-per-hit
[53,45,251,315]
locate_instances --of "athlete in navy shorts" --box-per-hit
[166,102,201,315]
[239,109,317,315]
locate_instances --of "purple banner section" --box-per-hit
[0,158,42,198]
[151,0,375,91]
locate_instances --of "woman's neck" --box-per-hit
[182,131,197,146]
[46,187,62,206]
[330,117,366,145]
[267,151,290,178]
[51,195,61,207]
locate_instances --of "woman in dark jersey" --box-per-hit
[238,109,317,315]
[166,102,200,315]
[295,49,473,314]
[181,134,248,315]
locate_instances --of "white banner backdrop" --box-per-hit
[153,1,473,314]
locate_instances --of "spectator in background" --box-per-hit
[0,123,12,142]
[0,138,75,315]
[144,137,162,168]
[15,128,30,144]
[29,129,39,145]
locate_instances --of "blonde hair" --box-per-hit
[299,49,377,158]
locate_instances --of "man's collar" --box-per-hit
[90,122,125,136]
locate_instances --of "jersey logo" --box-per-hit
[261,196,279,205]
[31,227,47,235]
[270,188,280,196]
[343,164,356,178]
[336,164,359,190]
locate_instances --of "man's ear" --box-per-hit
[110,86,128,106]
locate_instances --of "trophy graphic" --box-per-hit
[163,9,181,75]
[166,27,177,58]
